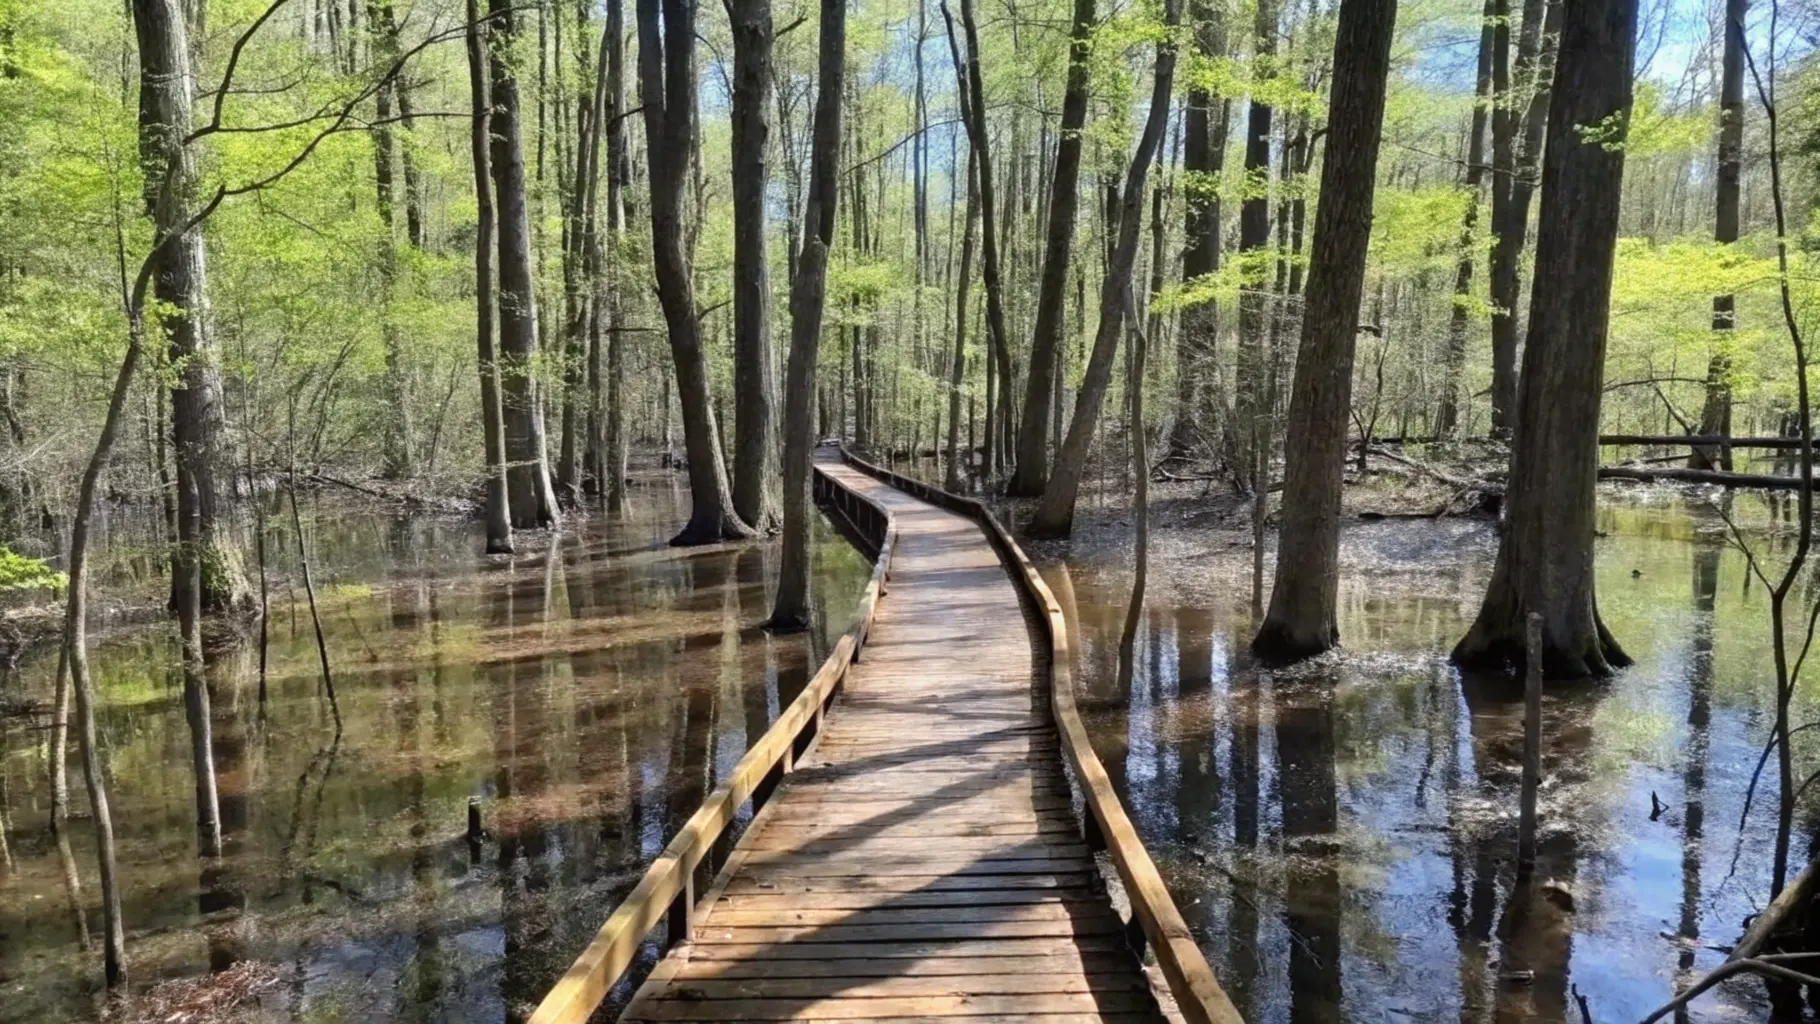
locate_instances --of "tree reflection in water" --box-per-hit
[0,477,870,1022]
[1046,493,1782,1022]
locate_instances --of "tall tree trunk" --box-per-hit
[1690,0,1746,471]
[1027,0,1181,538]
[603,0,630,512]
[558,1,601,502]
[1007,0,1094,496]
[371,0,414,479]
[1234,0,1276,494]
[946,147,979,490]
[639,0,755,544]
[139,0,247,617]
[767,0,845,630]
[469,0,513,553]
[1172,0,1230,461]
[942,0,1012,482]
[1252,0,1399,662]
[1436,0,1495,438]
[729,0,782,531]
[134,0,222,863]
[1486,0,1558,437]
[1453,0,1637,679]
[488,0,559,528]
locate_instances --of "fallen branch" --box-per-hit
[1731,853,1820,962]
[1597,465,1815,490]
[1365,445,1499,493]
[1639,953,1820,1023]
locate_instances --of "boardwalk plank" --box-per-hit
[619,454,1164,1024]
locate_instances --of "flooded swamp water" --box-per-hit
[1038,482,1817,1024]
[0,474,871,1022]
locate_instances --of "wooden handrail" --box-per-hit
[527,456,897,1024]
[838,449,1246,1024]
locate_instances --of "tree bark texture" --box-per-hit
[1454,0,1637,679]
[1234,0,1276,493]
[134,0,224,863]
[768,0,845,630]
[1436,0,1495,438]
[1486,0,1557,438]
[1007,0,1094,496]
[488,0,559,527]
[1252,0,1398,663]
[946,147,980,491]
[1028,0,1180,538]
[603,0,631,511]
[1691,0,1746,471]
[137,0,248,616]
[639,0,754,544]
[944,0,1013,481]
[1173,0,1230,460]
[469,0,513,553]
[371,0,414,479]
[729,0,782,531]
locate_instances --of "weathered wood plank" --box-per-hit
[646,973,1151,999]
[625,991,1161,1020]
[672,953,1141,981]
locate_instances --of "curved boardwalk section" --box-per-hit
[622,452,1160,1022]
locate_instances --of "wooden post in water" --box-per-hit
[1519,611,1542,877]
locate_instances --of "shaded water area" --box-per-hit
[1041,485,1816,1023]
[0,474,871,1022]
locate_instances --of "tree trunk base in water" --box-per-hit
[762,613,811,635]
[1250,619,1339,665]
[1022,506,1073,540]
[670,515,759,547]
[1452,612,1631,680]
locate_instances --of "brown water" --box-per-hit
[0,474,871,1022]
[1039,485,1815,1023]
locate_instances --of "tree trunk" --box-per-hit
[138,0,247,617]
[603,0,630,512]
[1007,0,1094,496]
[767,0,845,630]
[134,0,223,864]
[1487,0,1558,438]
[1173,0,1230,461]
[468,0,514,553]
[1454,0,1637,679]
[638,0,754,544]
[558,1,602,502]
[1690,0,1746,471]
[1252,0,1398,662]
[946,147,980,490]
[942,0,1012,483]
[1027,0,1181,538]
[729,0,782,531]
[371,0,414,479]
[1436,0,1495,438]
[1234,0,1276,494]
[488,0,559,528]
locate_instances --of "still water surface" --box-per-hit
[1044,487,1806,1023]
[0,474,871,1022]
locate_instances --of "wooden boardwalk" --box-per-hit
[619,452,1166,1023]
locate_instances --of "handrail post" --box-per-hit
[664,870,696,953]
[1082,810,1107,852]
